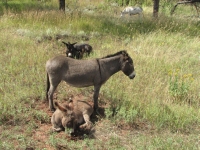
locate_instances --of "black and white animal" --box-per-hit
[121,6,143,18]
[62,41,93,59]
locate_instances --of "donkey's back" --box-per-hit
[75,44,92,54]
[46,55,100,87]
[121,6,143,17]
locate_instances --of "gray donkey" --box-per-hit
[46,50,136,112]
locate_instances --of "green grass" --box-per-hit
[0,0,199,149]
[0,0,57,15]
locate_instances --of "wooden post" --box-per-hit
[59,0,65,11]
[153,0,160,18]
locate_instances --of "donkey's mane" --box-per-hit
[102,50,128,59]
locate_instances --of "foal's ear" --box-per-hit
[69,99,73,103]
[54,102,68,112]
[68,100,74,110]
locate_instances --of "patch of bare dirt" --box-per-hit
[31,94,154,149]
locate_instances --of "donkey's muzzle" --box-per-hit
[68,53,72,57]
[129,71,136,79]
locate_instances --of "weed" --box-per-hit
[0,0,199,149]
[32,111,50,124]
[48,134,57,148]
[168,69,193,104]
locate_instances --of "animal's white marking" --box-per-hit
[68,53,72,57]
[129,71,136,79]
[121,6,143,18]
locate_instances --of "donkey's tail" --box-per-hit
[46,73,50,101]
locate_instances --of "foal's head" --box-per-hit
[62,41,77,58]
[54,101,75,131]
[120,51,136,79]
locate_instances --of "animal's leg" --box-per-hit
[76,51,81,59]
[86,50,90,57]
[142,12,144,18]
[138,13,143,20]
[87,48,91,56]
[48,85,56,111]
[46,73,50,101]
[70,120,78,135]
[51,115,64,132]
[79,114,92,130]
[52,127,64,132]
[48,84,58,111]
[93,85,101,111]
[79,50,84,59]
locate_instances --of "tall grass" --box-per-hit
[0,0,57,15]
[0,0,199,149]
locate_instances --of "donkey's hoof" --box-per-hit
[94,108,102,116]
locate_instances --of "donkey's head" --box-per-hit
[120,51,136,79]
[54,101,76,133]
[62,41,77,58]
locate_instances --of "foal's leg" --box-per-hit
[79,114,92,130]
[51,113,64,132]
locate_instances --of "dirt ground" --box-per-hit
[29,95,154,150]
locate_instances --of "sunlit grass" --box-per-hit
[0,0,199,149]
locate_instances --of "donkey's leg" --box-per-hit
[48,85,57,111]
[48,78,61,111]
[93,85,101,112]
[46,73,50,101]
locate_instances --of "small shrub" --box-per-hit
[116,103,138,124]
[32,111,50,124]
[105,100,138,125]
[168,69,193,103]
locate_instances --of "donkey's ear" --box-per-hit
[122,51,128,60]
[54,101,59,108]
[72,42,77,45]
[122,51,127,56]
[55,102,68,112]
[124,54,129,60]
[68,101,74,111]
[62,41,68,45]
[69,99,73,103]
